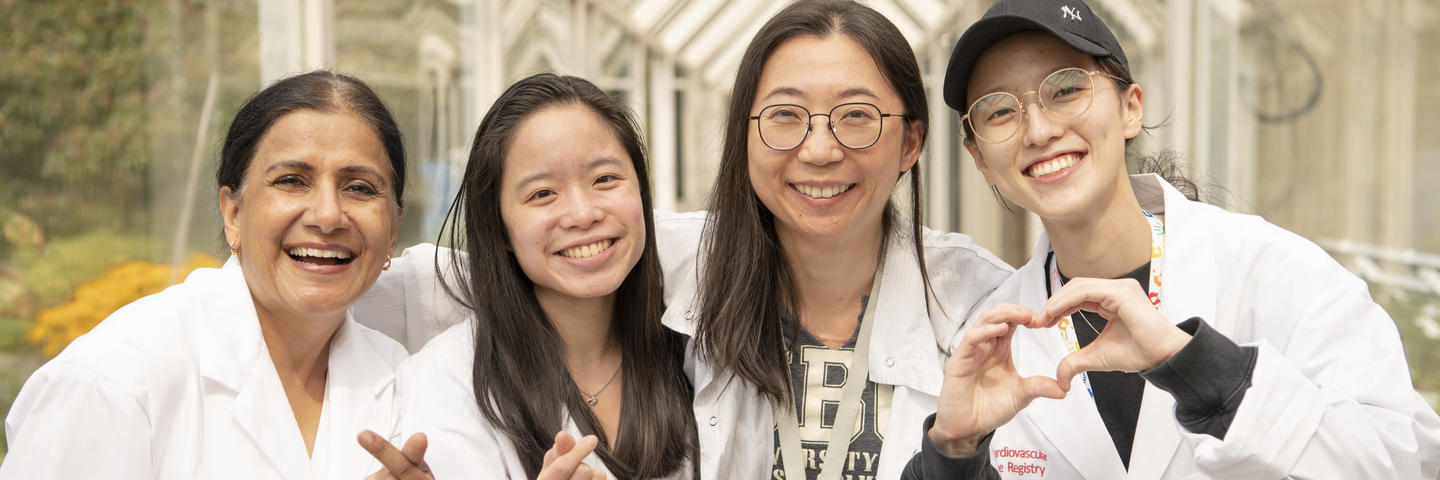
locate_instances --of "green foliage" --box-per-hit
[11,230,152,311]
[0,0,157,238]
[1374,286,1440,411]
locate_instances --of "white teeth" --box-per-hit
[1026,154,1077,178]
[559,239,614,258]
[286,247,352,259]
[793,184,853,199]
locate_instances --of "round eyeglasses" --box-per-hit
[962,67,1127,144]
[749,102,903,151]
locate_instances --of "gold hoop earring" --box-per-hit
[228,243,240,256]
[382,255,392,271]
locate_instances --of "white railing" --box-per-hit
[1320,239,1440,340]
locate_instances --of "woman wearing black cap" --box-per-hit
[903,0,1440,478]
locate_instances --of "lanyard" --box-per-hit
[775,266,883,480]
[1047,210,1166,397]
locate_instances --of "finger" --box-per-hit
[399,433,431,473]
[569,464,597,480]
[978,303,1039,328]
[543,431,576,468]
[1043,278,1138,320]
[541,434,599,480]
[358,430,424,478]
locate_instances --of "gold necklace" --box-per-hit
[1075,310,1104,336]
[577,362,622,406]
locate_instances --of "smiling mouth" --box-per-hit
[558,239,615,258]
[1025,153,1079,178]
[791,183,855,199]
[287,247,355,266]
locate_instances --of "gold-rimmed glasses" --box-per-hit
[749,102,904,151]
[962,67,1127,144]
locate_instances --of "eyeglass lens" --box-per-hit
[756,103,884,150]
[966,68,1099,143]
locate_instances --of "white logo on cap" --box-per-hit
[1061,6,1082,21]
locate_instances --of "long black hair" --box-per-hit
[694,0,935,405]
[437,73,695,478]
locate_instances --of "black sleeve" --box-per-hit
[900,414,1000,480]
[1139,317,1259,440]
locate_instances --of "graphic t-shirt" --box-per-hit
[771,297,893,480]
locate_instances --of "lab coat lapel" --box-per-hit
[1013,235,1127,479]
[192,261,315,479]
[1127,174,1213,478]
[868,229,944,397]
[230,359,313,479]
[325,316,397,479]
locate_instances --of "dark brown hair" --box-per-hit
[695,0,934,405]
[437,73,695,478]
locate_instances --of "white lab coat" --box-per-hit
[357,212,1013,479]
[1,260,409,480]
[387,321,691,479]
[980,174,1440,479]
[654,210,1014,479]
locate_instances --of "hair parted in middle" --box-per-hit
[436,72,696,478]
[695,0,937,406]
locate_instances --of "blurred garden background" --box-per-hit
[2,0,1439,462]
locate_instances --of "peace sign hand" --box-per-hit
[359,430,433,480]
[1038,277,1191,390]
[930,303,1066,456]
[538,431,607,480]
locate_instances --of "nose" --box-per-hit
[558,190,605,230]
[796,116,843,166]
[1020,95,1063,147]
[304,184,347,234]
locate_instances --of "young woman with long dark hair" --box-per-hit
[369,73,696,479]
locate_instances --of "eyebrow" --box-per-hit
[265,160,314,174]
[514,156,627,191]
[758,86,881,102]
[265,161,386,180]
[977,62,1095,96]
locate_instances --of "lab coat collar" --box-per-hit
[866,225,946,397]
[193,259,396,479]
[662,221,947,399]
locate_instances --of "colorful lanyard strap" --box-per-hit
[1047,210,1166,397]
[775,266,883,480]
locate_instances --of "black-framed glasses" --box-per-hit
[749,102,903,151]
[962,67,1126,143]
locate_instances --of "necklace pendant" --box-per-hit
[586,395,599,406]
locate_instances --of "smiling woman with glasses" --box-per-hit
[904,0,1440,478]
[652,0,1014,478]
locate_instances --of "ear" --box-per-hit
[219,186,241,251]
[1121,84,1144,139]
[965,139,995,185]
[389,209,402,256]
[899,119,924,173]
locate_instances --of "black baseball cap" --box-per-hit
[943,0,1129,112]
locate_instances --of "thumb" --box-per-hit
[1020,375,1066,401]
[400,433,430,473]
[1055,349,1101,392]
